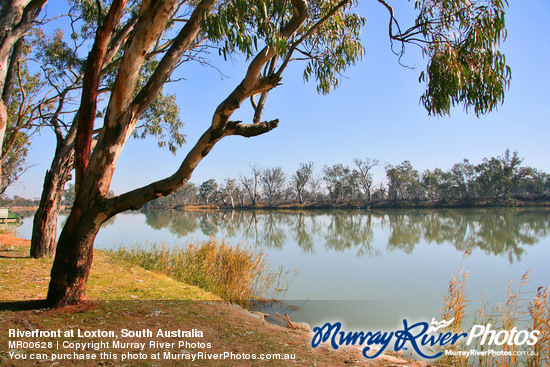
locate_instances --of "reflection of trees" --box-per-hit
[324,211,377,256]
[237,211,290,249]
[143,210,199,237]
[380,208,550,262]
[240,211,260,245]
[217,211,239,238]
[199,213,219,237]
[382,211,423,254]
[292,213,316,253]
[258,212,287,249]
[141,208,550,263]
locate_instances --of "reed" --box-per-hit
[108,239,289,306]
[527,285,550,367]
[437,266,470,366]
[437,266,549,367]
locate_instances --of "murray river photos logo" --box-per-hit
[311,318,540,359]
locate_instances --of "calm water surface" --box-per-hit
[17,208,550,332]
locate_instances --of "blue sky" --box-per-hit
[6,0,550,199]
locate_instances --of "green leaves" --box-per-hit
[301,1,366,94]
[204,0,286,59]
[203,0,366,94]
[34,28,83,79]
[134,91,185,154]
[413,0,511,116]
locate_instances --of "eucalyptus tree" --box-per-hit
[515,168,549,197]
[199,179,218,204]
[2,27,81,214]
[0,42,36,195]
[307,171,323,201]
[142,182,199,209]
[475,149,523,201]
[218,178,237,208]
[385,161,421,200]
[46,0,511,307]
[0,130,30,194]
[443,159,477,199]
[30,1,185,258]
[292,162,313,204]
[0,0,48,189]
[0,59,40,195]
[234,182,246,206]
[421,168,444,201]
[239,163,261,206]
[261,166,286,206]
[353,157,378,201]
[323,163,359,202]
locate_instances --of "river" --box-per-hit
[16,207,550,334]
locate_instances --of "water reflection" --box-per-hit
[142,208,550,263]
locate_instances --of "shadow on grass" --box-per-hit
[0,300,101,313]
[0,300,50,311]
[0,248,31,258]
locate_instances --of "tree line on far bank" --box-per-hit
[139,149,550,210]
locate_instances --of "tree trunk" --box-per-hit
[0,101,6,185]
[30,144,73,258]
[47,207,102,306]
[30,171,63,258]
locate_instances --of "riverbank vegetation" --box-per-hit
[437,264,550,367]
[107,239,290,306]
[136,150,550,211]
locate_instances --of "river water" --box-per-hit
[16,207,550,334]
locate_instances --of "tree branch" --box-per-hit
[98,0,308,216]
[74,0,127,191]
[277,0,350,76]
[132,0,217,117]
[2,38,24,104]
[226,119,279,137]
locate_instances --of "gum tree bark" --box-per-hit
[30,124,75,258]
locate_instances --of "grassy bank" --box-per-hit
[0,234,219,302]
[107,239,290,305]
[2,235,422,367]
[4,234,547,366]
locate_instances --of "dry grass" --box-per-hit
[437,262,550,367]
[0,226,17,236]
[107,239,290,306]
[527,285,550,366]
[436,265,469,366]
